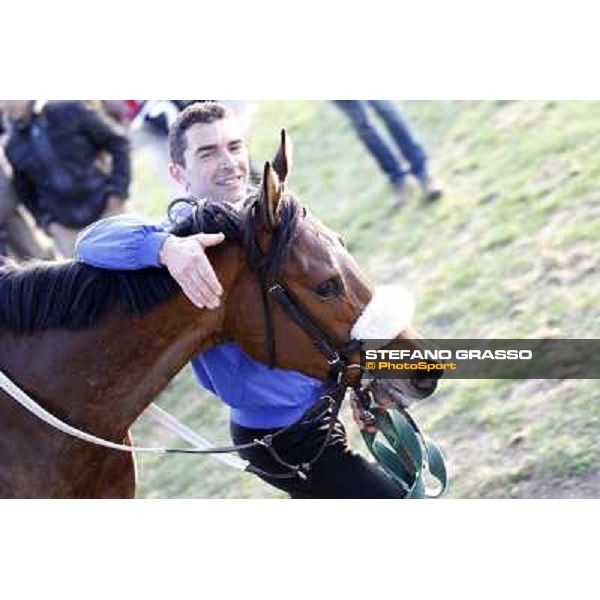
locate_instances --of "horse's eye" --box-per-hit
[315,276,344,298]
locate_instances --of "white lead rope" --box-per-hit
[145,404,248,471]
[0,370,248,471]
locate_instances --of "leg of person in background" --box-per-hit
[333,100,407,208]
[47,222,80,258]
[5,207,55,260]
[0,155,17,221]
[0,225,7,258]
[368,100,443,202]
[0,158,55,261]
[0,164,15,258]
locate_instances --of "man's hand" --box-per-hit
[159,233,225,309]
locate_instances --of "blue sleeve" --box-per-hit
[75,214,170,269]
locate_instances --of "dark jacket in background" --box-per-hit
[5,101,131,229]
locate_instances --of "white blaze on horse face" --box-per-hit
[351,285,415,342]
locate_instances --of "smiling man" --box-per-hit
[169,105,249,202]
[76,101,406,498]
[158,103,249,308]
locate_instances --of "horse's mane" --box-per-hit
[0,196,302,334]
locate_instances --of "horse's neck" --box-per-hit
[81,245,245,437]
[0,293,219,441]
[0,244,243,441]
[100,295,224,435]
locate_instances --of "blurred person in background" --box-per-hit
[333,100,442,208]
[1,100,131,257]
[94,100,141,127]
[0,112,54,261]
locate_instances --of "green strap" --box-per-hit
[361,406,448,499]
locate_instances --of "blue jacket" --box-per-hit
[75,213,325,428]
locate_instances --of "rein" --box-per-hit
[0,365,348,482]
[0,368,446,495]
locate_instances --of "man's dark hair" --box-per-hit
[169,102,233,167]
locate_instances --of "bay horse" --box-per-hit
[0,132,439,498]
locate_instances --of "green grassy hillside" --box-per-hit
[130,101,599,498]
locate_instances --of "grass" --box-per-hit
[130,101,600,498]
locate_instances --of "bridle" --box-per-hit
[173,195,374,481]
[247,204,365,377]
[172,196,447,494]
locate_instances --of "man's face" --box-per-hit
[172,116,250,202]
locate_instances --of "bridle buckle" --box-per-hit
[327,353,343,367]
[268,282,284,295]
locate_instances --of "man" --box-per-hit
[1,100,131,257]
[334,100,442,208]
[76,101,404,498]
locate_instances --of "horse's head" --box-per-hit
[223,131,441,406]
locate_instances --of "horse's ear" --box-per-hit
[272,129,292,184]
[259,161,282,231]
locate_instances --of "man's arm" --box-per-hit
[76,214,170,269]
[76,213,225,308]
